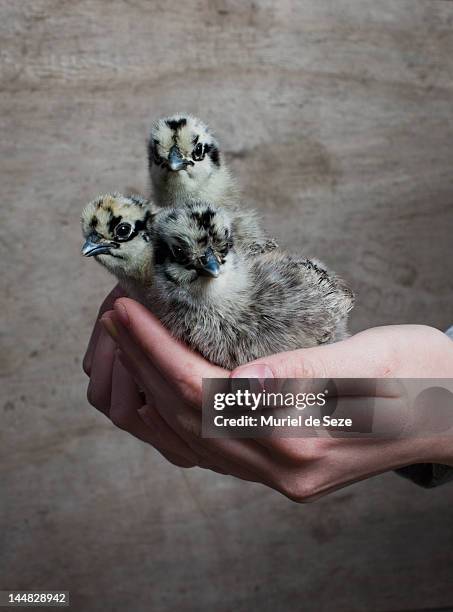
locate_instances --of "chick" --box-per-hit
[81,193,154,302]
[147,114,277,255]
[149,202,355,369]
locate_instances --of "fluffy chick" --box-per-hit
[81,193,154,302]
[148,114,238,207]
[147,114,277,255]
[149,202,355,369]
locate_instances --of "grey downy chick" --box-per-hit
[80,192,276,301]
[147,114,277,255]
[149,202,355,370]
[81,193,154,303]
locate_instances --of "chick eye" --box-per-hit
[192,142,204,161]
[172,245,187,263]
[114,222,133,241]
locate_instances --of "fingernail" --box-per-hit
[230,364,274,383]
[100,315,119,339]
[114,300,130,327]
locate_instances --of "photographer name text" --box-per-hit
[213,415,352,428]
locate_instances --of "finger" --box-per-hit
[103,314,190,435]
[254,394,408,458]
[109,352,145,431]
[158,450,197,469]
[83,319,103,377]
[195,439,274,484]
[197,457,261,482]
[113,298,228,405]
[230,326,399,380]
[117,347,204,463]
[162,400,276,484]
[137,404,200,465]
[103,314,208,445]
[83,285,125,376]
[116,339,268,480]
[110,356,196,468]
[105,310,233,475]
[105,312,282,468]
[157,397,267,482]
[102,312,275,482]
[101,312,161,392]
[86,325,118,415]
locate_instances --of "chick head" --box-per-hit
[151,201,235,289]
[81,193,153,281]
[148,115,222,195]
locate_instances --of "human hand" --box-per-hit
[88,296,453,501]
[83,286,200,467]
[83,285,125,378]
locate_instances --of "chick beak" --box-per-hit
[81,234,113,257]
[198,248,220,278]
[168,145,186,172]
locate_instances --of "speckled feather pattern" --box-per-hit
[82,197,354,369]
[148,114,278,256]
[80,193,155,301]
[148,203,354,369]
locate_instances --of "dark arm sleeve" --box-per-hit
[395,326,453,488]
[396,463,453,488]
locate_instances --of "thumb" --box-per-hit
[230,329,389,380]
[230,347,327,381]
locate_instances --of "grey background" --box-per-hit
[1,1,453,611]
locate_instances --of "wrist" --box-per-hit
[422,436,453,466]
[398,375,453,466]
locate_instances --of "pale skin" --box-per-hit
[84,286,453,502]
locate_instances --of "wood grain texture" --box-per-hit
[1,1,453,611]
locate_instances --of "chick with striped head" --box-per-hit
[148,114,237,208]
[148,114,278,256]
[81,193,154,300]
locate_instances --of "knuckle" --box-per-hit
[299,438,330,461]
[87,382,110,414]
[86,382,99,408]
[279,475,318,504]
[278,441,305,466]
[110,407,132,430]
[279,438,328,466]
[82,353,91,377]
[167,454,197,469]
[197,459,220,471]
[171,459,196,469]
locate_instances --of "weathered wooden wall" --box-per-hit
[1,1,453,611]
